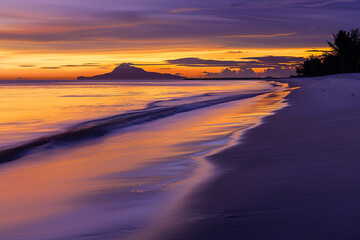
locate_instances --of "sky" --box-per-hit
[0,0,359,79]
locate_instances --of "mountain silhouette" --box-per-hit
[78,63,183,80]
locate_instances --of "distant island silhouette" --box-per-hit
[78,63,183,80]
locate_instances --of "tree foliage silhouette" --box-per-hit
[297,29,360,76]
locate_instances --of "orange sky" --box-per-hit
[1,0,354,79]
[0,46,327,80]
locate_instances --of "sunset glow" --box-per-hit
[1,0,355,79]
[1,1,360,239]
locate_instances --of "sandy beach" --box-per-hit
[161,73,360,239]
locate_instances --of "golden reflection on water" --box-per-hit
[0,81,274,147]
[130,89,291,240]
[0,82,289,239]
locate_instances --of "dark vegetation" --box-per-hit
[297,29,360,76]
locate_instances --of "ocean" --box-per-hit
[0,79,290,239]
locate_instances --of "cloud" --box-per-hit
[1,0,359,78]
[242,56,306,64]
[301,0,356,7]
[305,49,330,53]
[228,0,356,8]
[166,8,201,13]
[222,33,297,38]
[19,65,36,68]
[61,63,100,67]
[41,67,61,69]
[227,51,243,53]
[258,66,295,78]
[40,63,100,69]
[132,63,168,66]
[204,66,296,78]
[1,0,359,53]
[166,58,246,67]
[167,55,305,78]
[204,68,257,78]
[166,56,305,69]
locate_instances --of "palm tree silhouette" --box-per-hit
[297,28,360,76]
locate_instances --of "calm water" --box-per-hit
[0,80,290,239]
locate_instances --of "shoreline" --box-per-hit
[0,80,289,240]
[162,73,360,239]
[130,87,291,240]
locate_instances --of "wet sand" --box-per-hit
[0,81,287,240]
[164,73,360,239]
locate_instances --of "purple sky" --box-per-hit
[1,0,359,78]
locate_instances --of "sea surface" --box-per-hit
[0,79,290,239]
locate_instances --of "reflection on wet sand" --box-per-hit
[0,82,290,240]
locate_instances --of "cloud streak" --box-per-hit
[166,8,201,13]
[221,33,297,38]
[167,56,306,68]
[1,0,358,48]
[166,58,247,67]
[0,0,359,78]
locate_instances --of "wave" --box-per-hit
[0,91,270,164]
